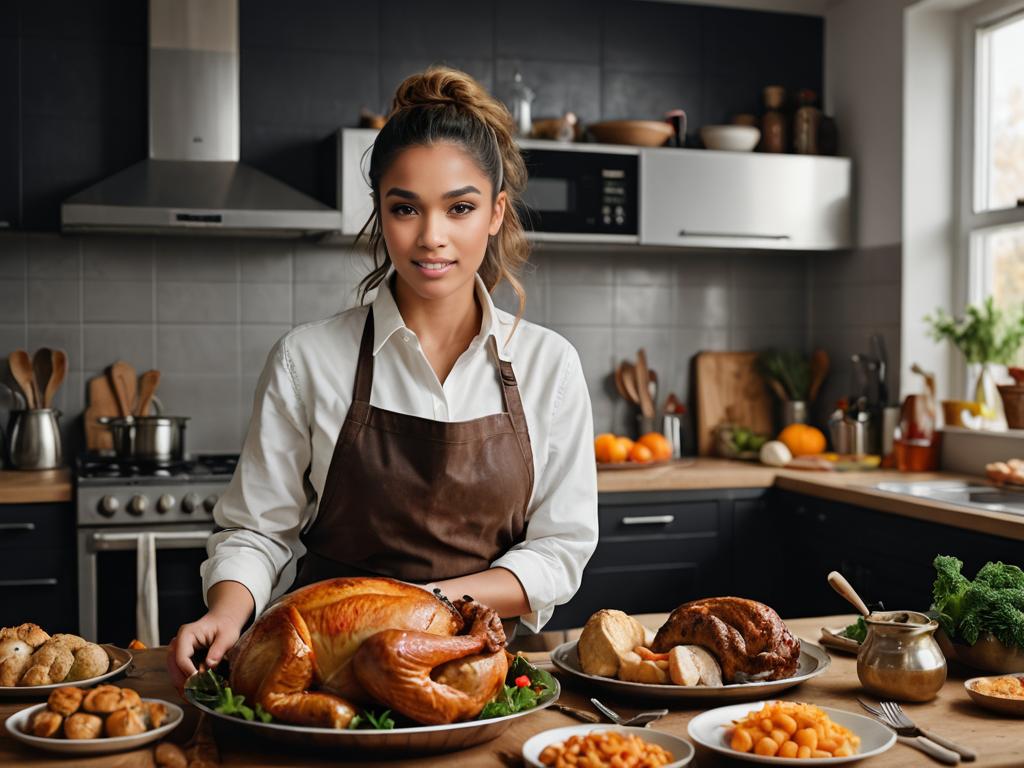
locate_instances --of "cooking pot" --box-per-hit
[98,415,189,463]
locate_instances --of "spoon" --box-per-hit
[620,362,642,406]
[32,347,56,409]
[44,349,68,408]
[136,370,161,417]
[8,349,38,410]
[827,570,870,616]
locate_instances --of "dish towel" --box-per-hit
[135,532,160,647]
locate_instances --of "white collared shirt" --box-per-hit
[201,275,598,632]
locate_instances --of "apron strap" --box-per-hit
[353,308,375,404]
[489,336,525,419]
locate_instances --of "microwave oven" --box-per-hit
[518,139,640,244]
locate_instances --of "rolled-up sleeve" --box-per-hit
[200,338,313,617]
[491,345,598,632]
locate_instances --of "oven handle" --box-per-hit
[90,530,212,551]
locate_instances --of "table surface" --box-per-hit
[1,615,1020,767]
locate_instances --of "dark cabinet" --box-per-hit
[545,488,768,630]
[0,502,77,633]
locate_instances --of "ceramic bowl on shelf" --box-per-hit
[701,125,761,151]
[588,120,674,147]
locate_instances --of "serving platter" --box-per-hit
[596,458,695,472]
[522,724,695,768]
[550,639,830,701]
[0,645,133,699]
[184,676,560,755]
[5,698,182,755]
[687,701,895,765]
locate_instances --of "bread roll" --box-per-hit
[83,684,141,714]
[145,700,168,729]
[577,609,647,677]
[668,646,701,686]
[64,712,103,739]
[617,650,670,684]
[29,709,63,737]
[0,623,50,647]
[106,707,147,737]
[47,686,85,716]
[0,639,33,686]
[65,642,109,682]
[19,644,74,686]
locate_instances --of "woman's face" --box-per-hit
[379,142,506,303]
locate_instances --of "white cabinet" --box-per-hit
[336,128,378,235]
[639,148,852,250]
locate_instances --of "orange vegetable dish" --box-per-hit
[974,676,1024,699]
[539,730,673,768]
[727,701,860,759]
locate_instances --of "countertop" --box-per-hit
[1,614,1018,766]
[0,468,72,504]
[598,458,1024,542]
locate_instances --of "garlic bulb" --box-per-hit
[760,440,793,467]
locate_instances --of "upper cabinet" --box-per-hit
[640,148,852,251]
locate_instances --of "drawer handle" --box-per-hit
[0,577,57,587]
[678,230,790,240]
[0,522,36,531]
[621,515,675,526]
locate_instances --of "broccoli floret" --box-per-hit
[933,556,1024,647]
[931,555,970,637]
[975,561,1024,591]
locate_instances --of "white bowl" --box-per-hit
[701,125,761,151]
[523,725,695,767]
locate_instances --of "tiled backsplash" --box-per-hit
[0,232,899,457]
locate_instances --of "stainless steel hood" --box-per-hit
[61,0,341,237]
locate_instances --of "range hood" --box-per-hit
[61,0,341,237]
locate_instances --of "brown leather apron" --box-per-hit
[292,307,534,589]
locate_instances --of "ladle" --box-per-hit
[827,570,870,616]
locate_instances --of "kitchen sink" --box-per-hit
[875,480,1024,515]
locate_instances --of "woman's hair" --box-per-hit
[356,67,530,329]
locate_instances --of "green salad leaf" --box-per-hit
[185,669,273,723]
[478,655,556,720]
[842,616,867,643]
[348,709,395,730]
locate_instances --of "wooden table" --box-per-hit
[1,615,1020,766]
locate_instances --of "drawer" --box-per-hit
[598,501,718,538]
[0,577,78,635]
[587,532,720,569]
[0,503,73,551]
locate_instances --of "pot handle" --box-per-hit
[147,395,164,416]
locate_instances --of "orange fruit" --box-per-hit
[629,443,654,463]
[616,436,634,455]
[594,433,617,463]
[638,432,672,461]
[777,424,826,457]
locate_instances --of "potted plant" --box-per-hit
[926,298,1024,430]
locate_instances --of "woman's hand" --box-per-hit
[167,580,254,691]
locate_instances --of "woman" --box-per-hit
[168,67,598,687]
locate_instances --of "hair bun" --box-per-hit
[390,67,486,115]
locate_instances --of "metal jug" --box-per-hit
[857,610,946,702]
[8,409,63,470]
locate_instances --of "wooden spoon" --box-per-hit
[43,348,67,408]
[8,349,37,409]
[808,349,830,403]
[108,360,137,419]
[827,570,870,616]
[135,370,161,417]
[620,362,642,405]
[32,348,53,409]
[635,349,655,419]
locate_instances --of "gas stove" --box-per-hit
[75,453,238,526]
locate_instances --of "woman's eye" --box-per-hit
[450,203,475,216]
[390,204,416,216]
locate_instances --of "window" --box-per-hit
[960,2,1024,372]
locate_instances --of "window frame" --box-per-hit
[955,0,1024,396]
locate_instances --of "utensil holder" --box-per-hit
[636,414,656,438]
[781,400,808,427]
[8,408,63,470]
[661,414,683,459]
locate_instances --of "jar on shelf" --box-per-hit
[761,85,787,154]
[793,88,821,155]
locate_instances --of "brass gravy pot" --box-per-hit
[857,610,946,702]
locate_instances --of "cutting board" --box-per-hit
[695,351,773,456]
[84,374,119,451]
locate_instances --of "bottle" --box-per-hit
[761,85,787,153]
[509,71,535,138]
[895,364,941,472]
[793,89,821,155]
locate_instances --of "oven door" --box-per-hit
[518,144,640,242]
[77,525,212,645]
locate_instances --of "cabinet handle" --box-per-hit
[621,515,675,526]
[678,230,790,240]
[0,577,57,587]
[0,522,36,531]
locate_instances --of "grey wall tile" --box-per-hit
[242,324,289,375]
[677,285,729,327]
[676,257,730,289]
[548,284,613,326]
[157,282,238,324]
[82,236,153,280]
[26,325,82,360]
[615,253,677,286]
[0,280,25,322]
[732,287,806,329]
[158,374,241,452]
[380,57,495,108]
[495,59,601,124]
[542,251,613,285]
[496,0,600,64]
[84,325,155,371]
[83,280,153,323]
[492,274,546,324]
[732,252,806,289]
[613,285,674,328]
[155,240,238,282]
[0,233,25,278]
[239,241,293,282]
[293,282,359,325]
[0,325,27,360]
[157,325,239,375]
[294,244,370,282]
[29,279,79,323]
[602,70,700,122]
[27,233,79,278]
[242,283,292,324]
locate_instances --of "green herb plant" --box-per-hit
[757,350,811,401]
[185,669,273,723]
[925,297,1024,365]
[931,554,1024,647]
[842,616,868,643]
[478,655,557,720]
[348,709,395,730]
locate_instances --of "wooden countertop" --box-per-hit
[0,468,72,504]
[2,614,1017,766]
[599,458,1024,542]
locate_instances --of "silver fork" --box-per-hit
[590,698,668,728]
[857,699,960,765]
[880,701,976,761]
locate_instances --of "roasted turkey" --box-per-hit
[226,577,507,728]
[651,597,800,682]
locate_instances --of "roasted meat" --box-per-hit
[227,577,507,727]
[650,597,800,682]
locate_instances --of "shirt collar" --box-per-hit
[370,273,513,361]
